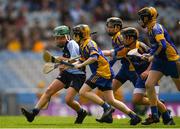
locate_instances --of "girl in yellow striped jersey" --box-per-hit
[72,24,142,125]
[138,6,179,125]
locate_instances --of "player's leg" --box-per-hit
[145,70,163,122]
[172,78,180,91]
[112,79,123,92]
[112,66,128,93]
[65,87,81,111]
[112,79,124,101]
[132,92,149,105]
[79,83,111,112]
[112,67,131,100]
[21,79,64,122]
[65,87,87,124]
[103,90,141,125]
[170,61,180,91]
[132,77,150,105]
[35,79,64,109]
[79,79,113,123]
[133,86,174,125]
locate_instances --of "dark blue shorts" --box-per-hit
[151,58,179,78]
[135,76,146,88]
[85,74,112,91]
[56,71,86,91]
[134,75,159,94]
[115,65,138,85]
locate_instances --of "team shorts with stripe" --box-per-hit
[85,74,113,91]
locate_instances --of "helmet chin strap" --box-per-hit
[65,35,70,41]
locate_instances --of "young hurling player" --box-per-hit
[103,17,138,99]
[138,7,180,125]
[21,25,87,124]
[72,24,142,125]
[120,27,174,125]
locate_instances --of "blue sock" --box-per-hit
[162,111,171,120]
[128,112,136,119]
[151,106,159,118]
[101,102,110,112]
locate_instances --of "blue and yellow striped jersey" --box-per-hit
[114,41,150,74]
[148,23,179,61]
[113,46,135,71]
[112,31,124,51]
[79,38,113,79]
[128,41,150,74]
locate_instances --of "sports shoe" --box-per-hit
[21,108,35,122]
[96,115,113,123]
[74,109,88,124]
[163,118,175,125]
[130,115,142,125]
[96,106,115,123]
[141,114,160,125]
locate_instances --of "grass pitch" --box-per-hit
[0,116,180,128]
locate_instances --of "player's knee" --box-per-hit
[45,88,54,97]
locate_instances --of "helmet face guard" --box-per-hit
[106,17,123,36]
[138,9,152,28]
[72,27,83,43]
[72,24,90,43]
[138,7,158,28]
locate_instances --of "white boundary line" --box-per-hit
[1,128,180,129]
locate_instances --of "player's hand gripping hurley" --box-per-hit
[42,51,79,74]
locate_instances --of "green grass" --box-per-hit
[0,116,180,128]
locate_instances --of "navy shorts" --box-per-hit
[134,75,159,94]
[56,71,86,92]
[151,58,179,78]
[115,65,138,85]
[135,76,146,89]
[85,74,113,91]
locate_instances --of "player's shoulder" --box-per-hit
[152,23,164,35]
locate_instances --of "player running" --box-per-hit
[138,7,180,125]
[21,25,87,124]
[103,17,138,99]
[120,27,174,125]
[72,24,142,125]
